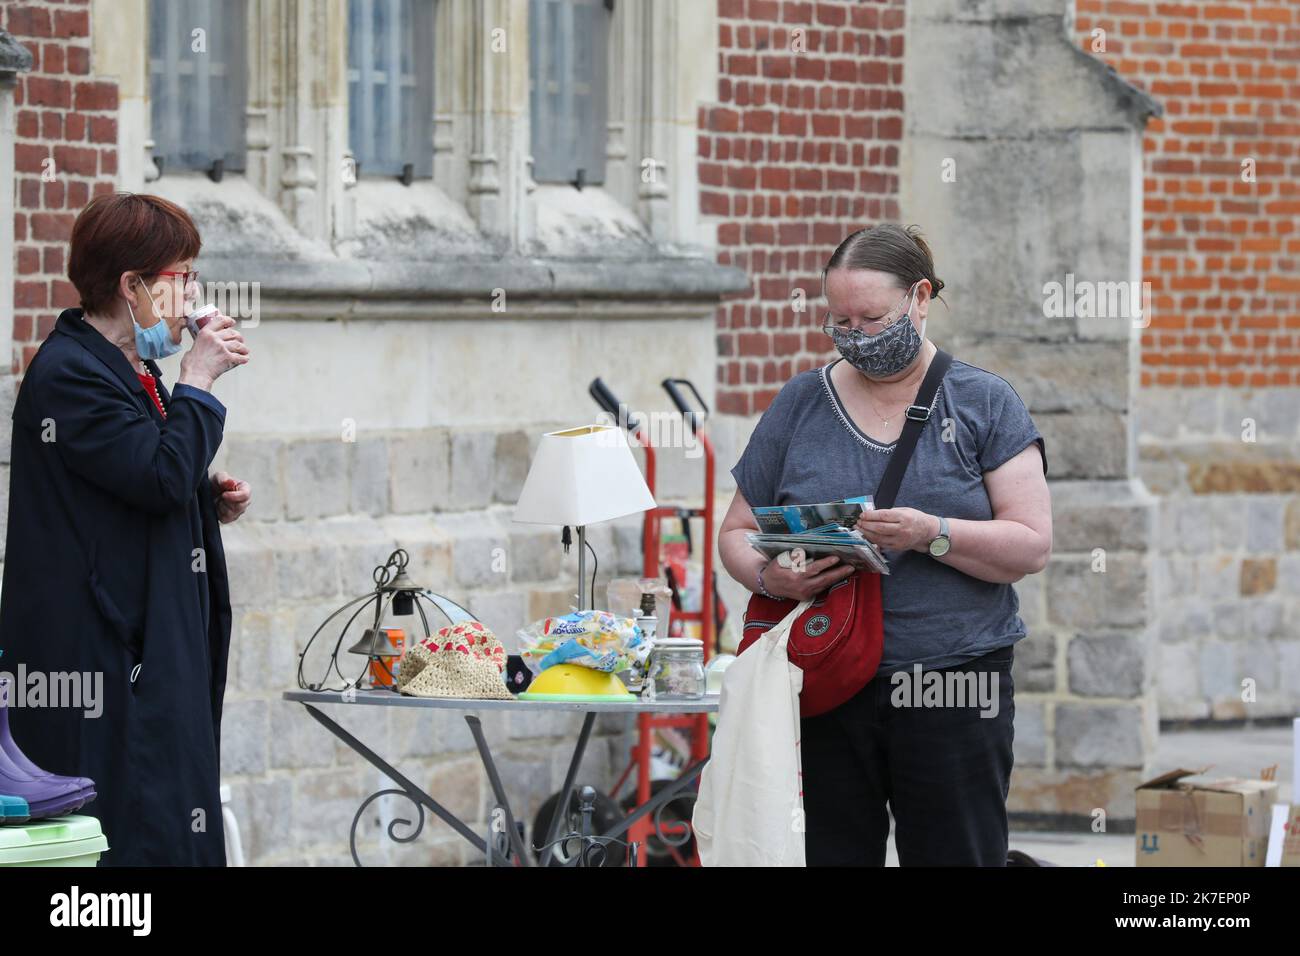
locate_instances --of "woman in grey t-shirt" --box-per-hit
[719,224,1052,866]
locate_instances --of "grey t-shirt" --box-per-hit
[731,357,1048,673]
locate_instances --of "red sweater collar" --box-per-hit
[137,371,166,418]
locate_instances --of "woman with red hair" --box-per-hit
[0,192,250,865]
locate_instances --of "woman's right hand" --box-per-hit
[179,313,249,390]
[759,552,855,600]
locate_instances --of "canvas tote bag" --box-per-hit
[693,599,811,866]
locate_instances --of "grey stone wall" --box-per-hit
[1137,385,1300,725]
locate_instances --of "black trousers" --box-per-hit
[799,644,1015,866]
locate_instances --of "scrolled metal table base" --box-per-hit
[349,788,427,867]
[300,701,708,868]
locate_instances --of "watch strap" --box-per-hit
[929,516,951,555]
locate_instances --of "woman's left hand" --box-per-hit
[212,471,252,524]
[856,507,938,553]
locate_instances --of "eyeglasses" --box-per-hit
[821,281,918,336]
[156,270,200,288]
[139,271,202,314]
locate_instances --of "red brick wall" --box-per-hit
[3,0,118,374]
[1075,0,1300,389]
[703,0,905,416]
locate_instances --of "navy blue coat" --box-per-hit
[0,308,233,865]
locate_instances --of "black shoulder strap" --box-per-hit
[874,349,953,510]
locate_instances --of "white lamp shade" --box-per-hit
[513,424,655,527]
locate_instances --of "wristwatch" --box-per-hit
[928,516,951,557]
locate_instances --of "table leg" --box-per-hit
[464,715,533,867]
[302,703,502,865]
[538,712,597,867]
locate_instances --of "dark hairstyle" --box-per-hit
[823,223,945,302]
[68,192,202,316]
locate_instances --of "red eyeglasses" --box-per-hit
[155,270,200,286]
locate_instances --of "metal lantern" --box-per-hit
[297,549,478,692]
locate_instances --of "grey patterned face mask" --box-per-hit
[828,284,924,379]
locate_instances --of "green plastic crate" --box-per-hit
[0,814,108,867]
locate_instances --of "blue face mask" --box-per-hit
[128,280,182,360]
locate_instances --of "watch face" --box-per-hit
[929,536,950,557]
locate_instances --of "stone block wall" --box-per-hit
[1137,386,1300,724]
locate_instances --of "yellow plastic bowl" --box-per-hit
[518,663,636,701]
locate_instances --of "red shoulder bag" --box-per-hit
[737,350,952,718]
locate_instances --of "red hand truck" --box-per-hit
[589,376,720,867]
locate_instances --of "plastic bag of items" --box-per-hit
[396,621,513,700]
[516,610,647,674]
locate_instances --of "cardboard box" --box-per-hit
[1135,768,1276,867]
[1282,804,1300,867]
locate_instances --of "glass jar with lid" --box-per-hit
[648,638,706,700]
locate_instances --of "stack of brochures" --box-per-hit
[746,495,890,574]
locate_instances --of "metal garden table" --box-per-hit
[282,688,717,867]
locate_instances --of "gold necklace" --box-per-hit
[864,391,912,427]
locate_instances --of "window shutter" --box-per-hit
[347,0,434,179]
[148,0,248,172]
[529,0,609,185]
[570,0,608,185]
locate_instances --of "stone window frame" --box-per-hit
[427,0,710,249]
[102,0,713,256]
[603,0,695,245]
